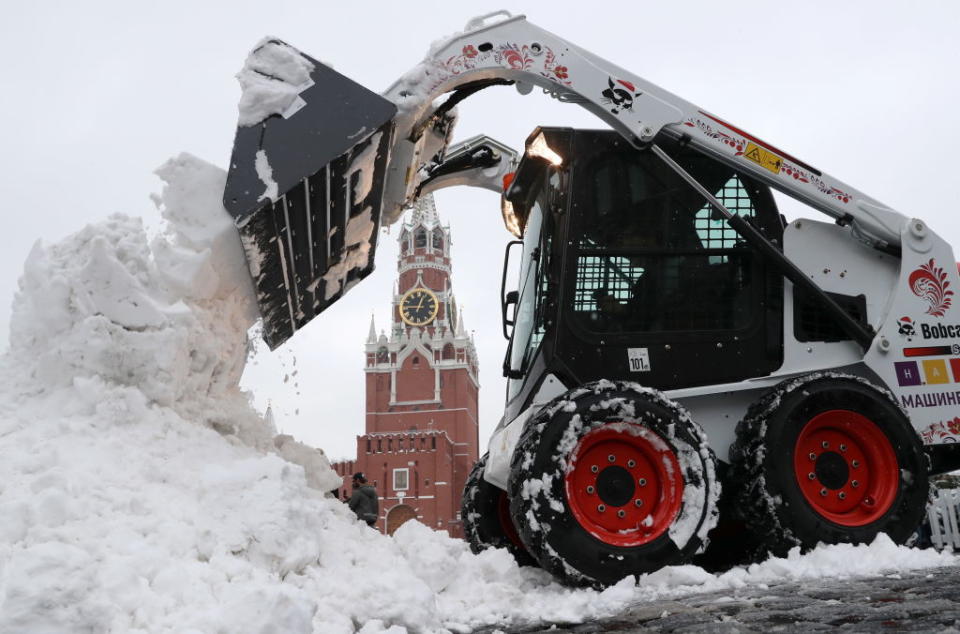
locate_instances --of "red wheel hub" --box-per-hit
[793,409,899,526]
[564,423,683,547]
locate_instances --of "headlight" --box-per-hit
[527,132,563,166]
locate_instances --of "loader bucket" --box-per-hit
[224,44,397,350]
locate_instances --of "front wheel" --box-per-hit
[508,380,720,587]
[728,373,930,558]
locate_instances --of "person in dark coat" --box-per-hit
[347,472,379,527]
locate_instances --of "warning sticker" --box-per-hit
[743,142,783,174]
[627,348,651,373]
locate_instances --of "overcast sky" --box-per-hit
[2,1,959,460]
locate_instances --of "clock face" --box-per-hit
[400,288,439,326]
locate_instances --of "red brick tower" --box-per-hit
[333,195,479,537]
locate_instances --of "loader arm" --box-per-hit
[380,11,908,250]
[224,12,912,350]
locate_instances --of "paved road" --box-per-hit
[474,566,960,633]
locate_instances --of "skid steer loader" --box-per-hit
[223,12,960,587]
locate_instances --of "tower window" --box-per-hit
[432,230,443,251]
[412,356,420,368]
[415,229,427,248]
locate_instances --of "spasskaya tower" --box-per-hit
[333,194,480,537]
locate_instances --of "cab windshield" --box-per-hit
[571,146,763,334]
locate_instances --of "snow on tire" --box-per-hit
[728,373,930,559]
[461,453,538,567]
[507,380,720,588]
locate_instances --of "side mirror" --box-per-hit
[500,240,523,339]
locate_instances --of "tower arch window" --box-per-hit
[414,228,427,248]
[442,344,455,359]
[400,230,410,254]
[432,230,444,251]
[377,346,389,364]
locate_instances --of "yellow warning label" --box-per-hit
[743,142,783,174]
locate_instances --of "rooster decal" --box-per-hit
[909,259,954,317]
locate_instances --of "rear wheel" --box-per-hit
[508,380,720,587]
[462,453,537,566]
[729,373,929,558]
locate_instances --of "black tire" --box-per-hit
[461,453,537,567]
[507,380,720,588]
[728,373,930,559]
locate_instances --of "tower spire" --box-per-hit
[411,193,440,227]
[367,313,377,343]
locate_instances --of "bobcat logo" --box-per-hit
[601,77,641,115]
[897,316,915,337]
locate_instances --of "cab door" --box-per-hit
[559,131,784,390]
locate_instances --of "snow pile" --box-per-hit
[0,151,956,633]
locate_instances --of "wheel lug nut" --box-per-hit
[634,499,643,507]
[821,441,829,449]
[638,478,647,486]
[607,454,616,463]
[586,485,595,494]
[840,444,847,452]
[851,480,859,488]
[838,491,846,500]
[809,453,816,461]
[617,510,626,518]
[627,459,636,468]
[808,472,816,480]
[591,465,599,473]
[597,504,606,512]
[820,488,827,497]
[852,460,860,468]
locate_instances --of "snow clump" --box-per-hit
[236,38,316,127]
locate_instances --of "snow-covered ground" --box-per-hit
[0,153,957,633]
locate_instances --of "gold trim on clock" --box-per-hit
[399,287,439,326]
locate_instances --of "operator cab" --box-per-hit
[500,127,785,419]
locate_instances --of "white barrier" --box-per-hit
[928,488,960,551]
